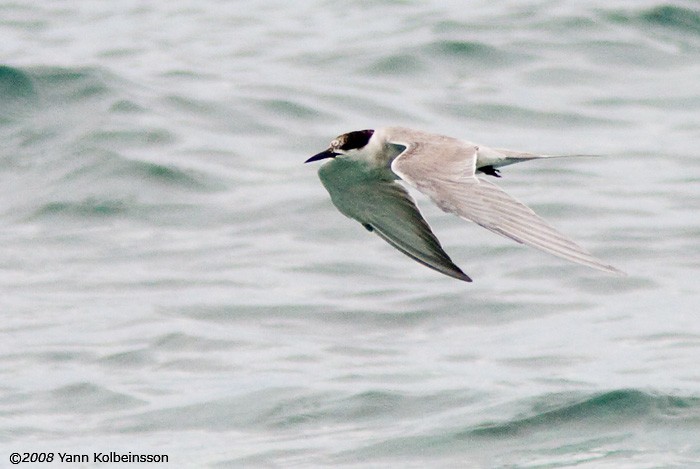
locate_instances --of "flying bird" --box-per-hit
[305,127,624,282]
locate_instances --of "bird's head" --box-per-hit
[305,129,375,163]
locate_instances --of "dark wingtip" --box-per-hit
[455,270,473,282]
[444,264,472,282]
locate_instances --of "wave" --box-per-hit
[322,388,700,465]
[106,387,700,436]
[4,382,144,416]
[0,65,38,122]
[466,389,700,438]
[0,65,227,222]
[609,5,700,35]
[0,66,115,119]
[103,387,699,465]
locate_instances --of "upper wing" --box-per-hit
[389,132,625,275]
[317,157,471,281]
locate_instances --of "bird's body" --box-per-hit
[305,127,624,282]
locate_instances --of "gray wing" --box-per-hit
[317,158,471,281]
[389,134,625,275]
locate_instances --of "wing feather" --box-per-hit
[389,132,624,275]
[318,158,471,281]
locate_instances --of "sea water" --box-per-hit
[1,1,699,467]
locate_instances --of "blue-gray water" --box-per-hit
[2,1,699,467]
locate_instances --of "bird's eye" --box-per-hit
[331,139,340,148]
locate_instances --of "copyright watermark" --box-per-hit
[9,451,169,464]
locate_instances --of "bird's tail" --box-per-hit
[494,149,600,162]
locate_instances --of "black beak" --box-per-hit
[305,149,338,163]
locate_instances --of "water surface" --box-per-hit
[1,0,699,467]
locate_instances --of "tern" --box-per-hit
[305,127,624,282]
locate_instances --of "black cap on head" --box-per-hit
[305,129,375,163]
[338,129,374,151]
